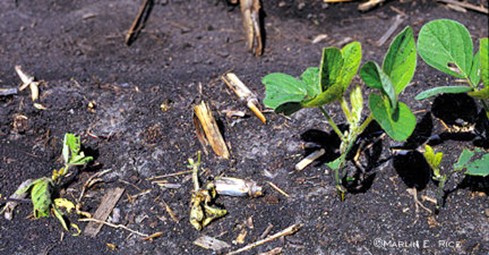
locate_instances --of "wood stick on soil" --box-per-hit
[84,187,125,237]
[294,149,326,171]
[376,14,405,47]
[221,73,266,124]
[0,88,18,97]
[358,0,385,12]
[323,0,354,3]
[267,181,290,198]
[194,101,230,159]
[79,218,148,238]
[437,0,488,14]
[146,169,192,181]
[225,223,303,255]
[125,0,154,45]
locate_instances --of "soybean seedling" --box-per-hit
[416,19,489,118]
[263,27,417,199]
[423,145,489,210]
[8,133,93,234]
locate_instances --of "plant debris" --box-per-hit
[84,187,125,237]
[214,177,263,197]
[194,101,230,159]
[193,235,231,251]
[189,152,227,230]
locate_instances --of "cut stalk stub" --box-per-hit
[294,149,326,171]
[193,101,230,159]
[213,177,263,197]
[221,73,266,124]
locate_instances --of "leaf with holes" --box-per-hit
[418,19,473,79]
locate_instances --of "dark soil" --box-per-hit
[1,1,488,255]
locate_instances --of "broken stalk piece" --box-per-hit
[358,0,385,11]
[213,177,263,197]
[221,73,266,124]
[194,101,230,159]
[294,149,326,171]
[232,0,263,56]
[15,65,40,101]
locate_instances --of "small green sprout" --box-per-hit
[423,145,489,210]
[11,133,93,234]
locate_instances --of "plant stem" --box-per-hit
[357,114,374,136]
[466,77,489,118]
[191,152,202,191]
[319,106,345,140]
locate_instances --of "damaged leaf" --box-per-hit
[418,19,473,79]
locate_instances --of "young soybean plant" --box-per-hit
[13,133,93,234]
[416,19,489,117]
[262,27,417,199]
[423,145,489,210]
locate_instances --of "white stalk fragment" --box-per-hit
[294,148,326,171]
[214,177,263,197]
[194,235,231,251]
[221,73,266,124]
[15,65,42,103]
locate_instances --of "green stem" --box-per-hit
[319,106,345,140]
[435,176,447,210]
[357,114,374,136]
[465,77,489,117]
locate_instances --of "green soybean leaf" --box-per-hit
[68,153,94,166]
[263,73,308,111]
[468,86,489,99]
[418,19,473,79]
[469,51,481,86]
[423,145,443,172]
[360,62,397,108]
[30,178,53,218]
[326,156,343,171]
[465,153,489,177]
[340,41,362,90]
[350,86,363,127]
[383,26,417,94]
[369,93,416,141]
[301,83,344,108]
[481,38,489,87]
[300,67,321,97]
[319,47,344,93]
[65,133,81,155]
[360,61,382,90]
[454,148,475,171]
[415,86,473,100]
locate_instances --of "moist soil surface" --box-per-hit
[1,1,488,255]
